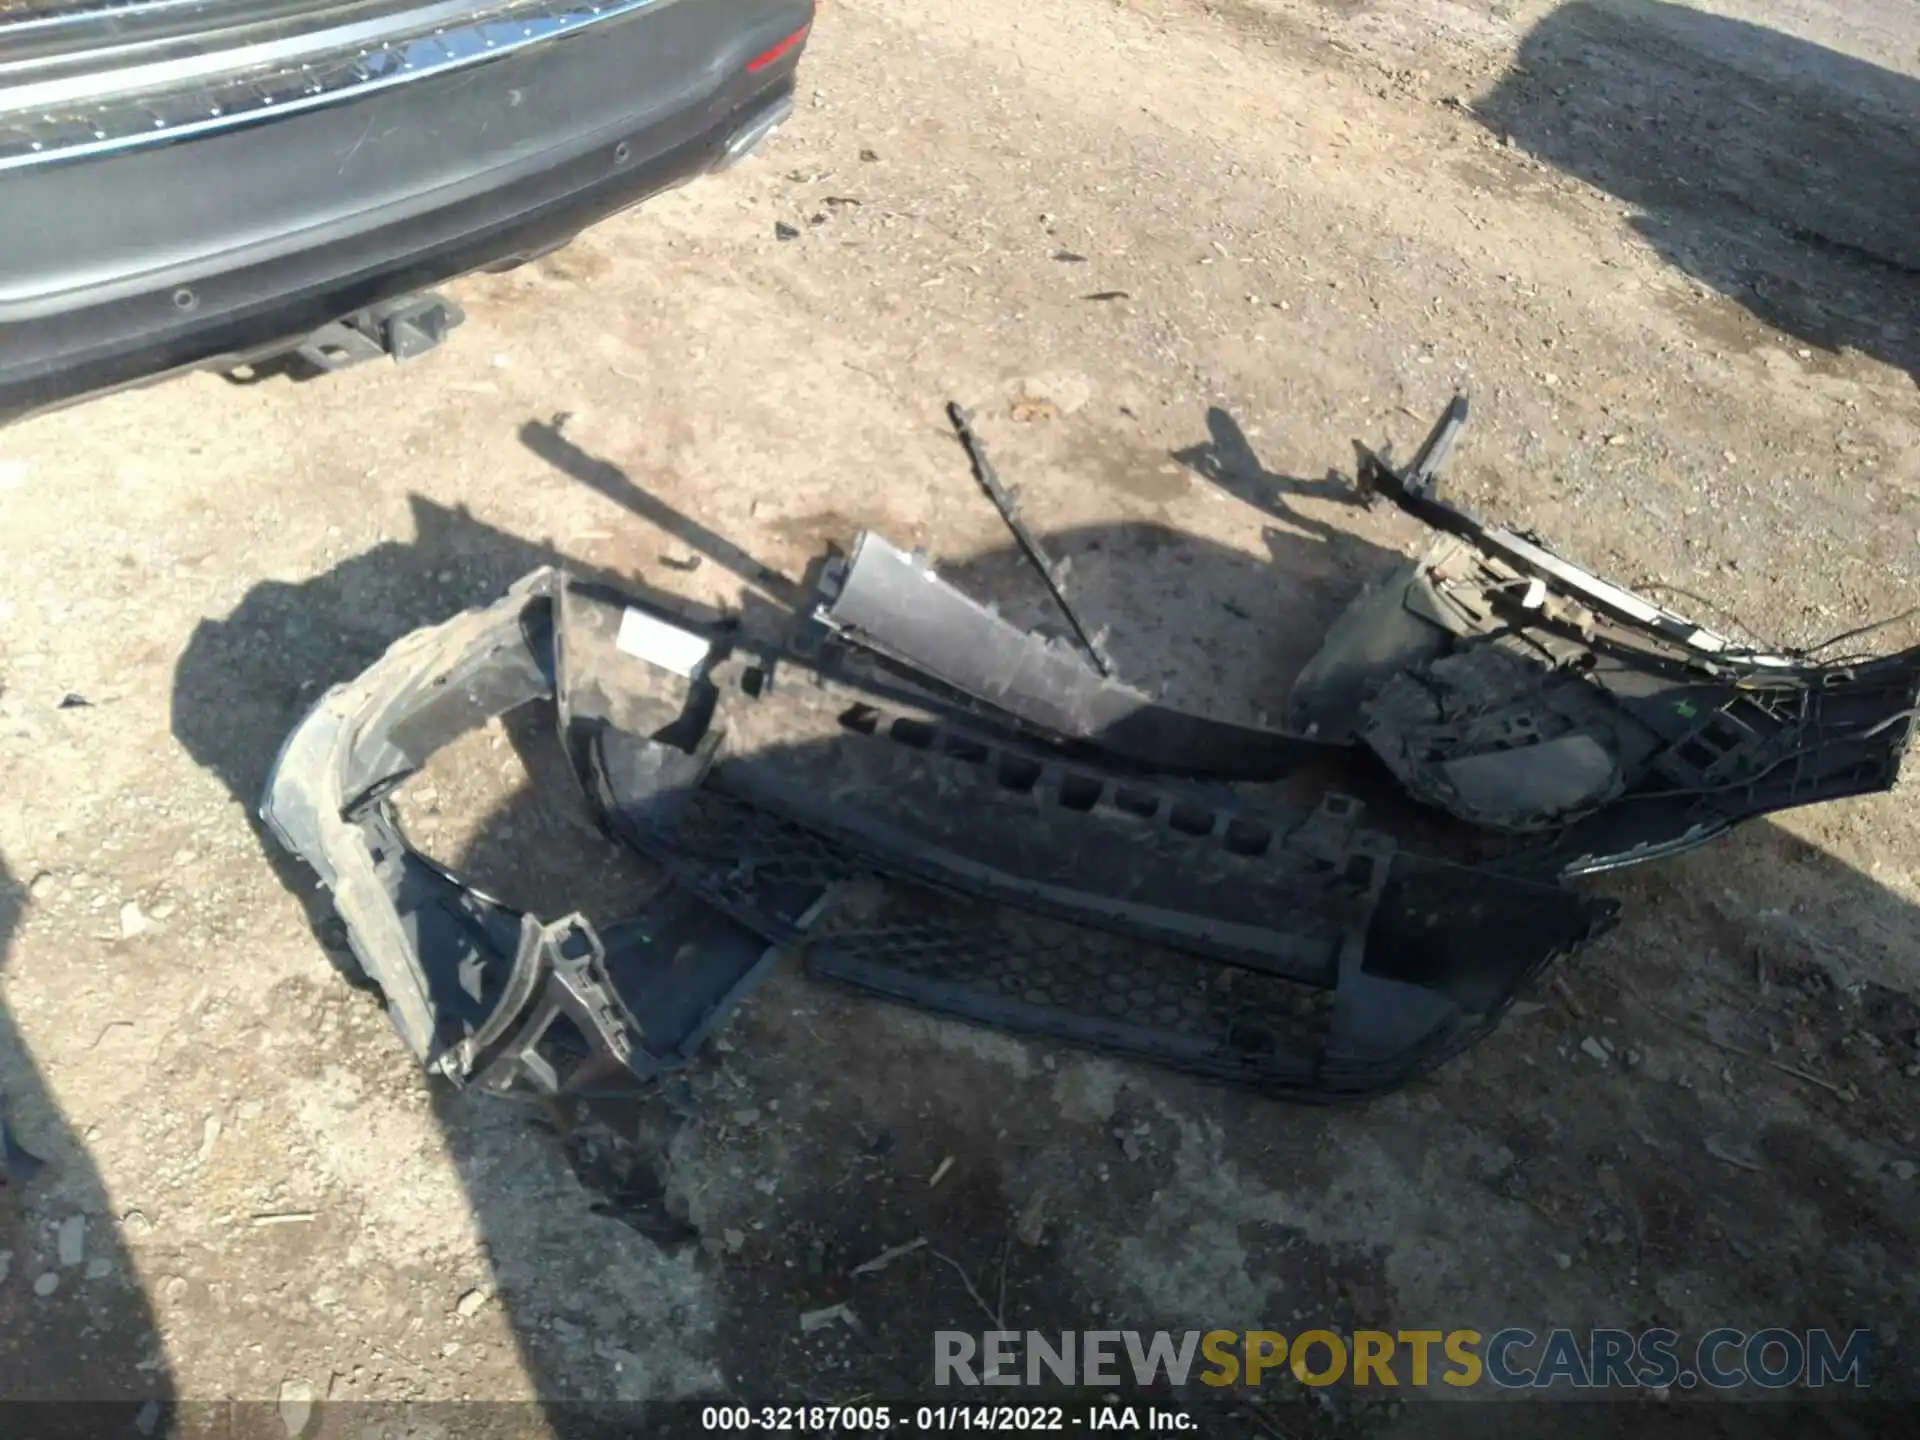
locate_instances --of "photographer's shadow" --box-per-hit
[1477,0,1920,382]
[0,855,174,1428]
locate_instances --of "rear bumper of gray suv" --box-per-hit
[0,0,814,423]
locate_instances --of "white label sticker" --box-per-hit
[614,607,712,678]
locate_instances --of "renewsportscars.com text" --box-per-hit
[934,1328,1873,1391]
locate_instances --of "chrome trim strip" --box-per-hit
[712,93,791,170]
[3,0,511,105]
[0,0,357,46]
[0,0,670,172]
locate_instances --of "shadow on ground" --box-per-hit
[167,417,1920,1433]
[1477,0,1920,381]
[0,859,174,1427]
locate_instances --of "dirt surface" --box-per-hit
[1,0,1918,1432]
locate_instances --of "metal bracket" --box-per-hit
[295,292,467,373]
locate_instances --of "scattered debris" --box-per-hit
[798,1303,859,1334]
[57,693,90,709]
[1051,250,1088,263]
[278,1378,315,1439]
[1705,1136,1764,1173]
[1578,1036,1610,1064]
[134,1400,161,1437]
[774,221,801,240]
[1015,1190,1050,1247]
[55,1215,85,1267]
[1082,290,1130,301]
[1552,974,1587,1020]
[89,1020,135,1050]
[196,1114,222,1166]
[251,1211,318,1227]
[723,1228,747,1254]
[33,1272,59,1297]
[851,1236,927,1277]
[0,1251,10,1286]
[1613,981,1845,1096]
[454,1287,490,1319]
[930,1249,1006,1329]
[119,901,152,938]
[928,1155,956,1189]
[858,147,879,162]
[1890,1161,1917,1182]
[1009,396,1060,423]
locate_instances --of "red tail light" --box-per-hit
[746,21,810,72]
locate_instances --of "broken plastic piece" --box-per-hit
[815,531,1334,781]
[947,401,1115,677]
[259,572,784,1094]
[1298,398,1920,874]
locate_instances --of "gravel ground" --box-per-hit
[0,0,1916,1434]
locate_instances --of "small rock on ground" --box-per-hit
[56,1215,85,1267]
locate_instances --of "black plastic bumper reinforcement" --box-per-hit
[803,853,1606,1097]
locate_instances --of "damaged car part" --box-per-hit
[1293,397,1920,875]
[265,557,1615,1101]
[260,571,791,1096]
[258,398,1918,1103]
[946,400,1115,677]
[814,531,1336,782]
[545,572,1616,1096]
[806,857,1603,1098]
[553,577,845,942]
